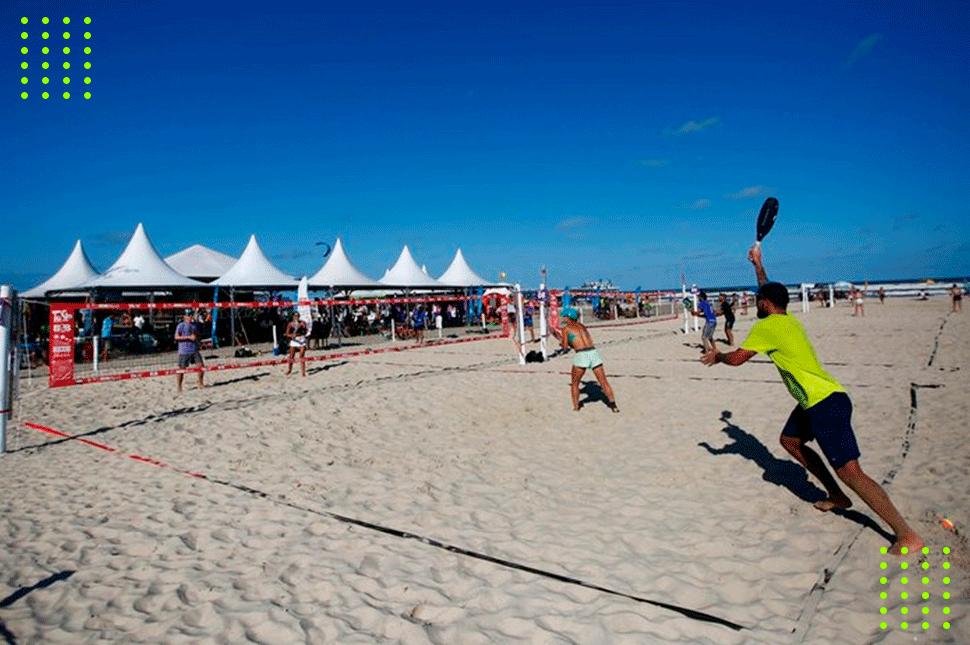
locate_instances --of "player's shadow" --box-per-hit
[578,382,612,410]
[699,411,892,540]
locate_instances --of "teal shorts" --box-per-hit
[572,347,604,370]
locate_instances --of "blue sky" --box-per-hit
[3,0,968,292]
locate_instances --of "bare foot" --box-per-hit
[889,532,925,556]
[813,496,852,512]
[607,401,619,413]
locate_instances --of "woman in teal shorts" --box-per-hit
[552,307,619,413]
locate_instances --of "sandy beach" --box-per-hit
[1,299,966,644]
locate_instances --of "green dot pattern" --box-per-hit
[875,547,955,632]
[20,16,91,99]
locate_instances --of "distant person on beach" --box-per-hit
[175,310,205,392]
[550,307,619,413]
[952,284,963,312]
[284,312,309,376]
[878,286,886,304]
[99,314,114,362]
[690,291,718,353]
[740,292,749,316]
[700,244,923,555]
[852,287,865,317]
[718,293,736,346]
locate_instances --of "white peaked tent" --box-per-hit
[380,245,446,288]
[437,248,492,287]
[22,239,101,297]
[212,235,298,290]
[307,238,383,289]
[82,223,206,289]
[165,244,237,282]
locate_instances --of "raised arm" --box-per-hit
[748,243,769,286]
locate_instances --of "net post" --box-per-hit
[538,282,548,359]
[0,286,15,453]
[514,285,526,364]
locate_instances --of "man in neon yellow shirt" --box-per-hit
[701,244,923,556]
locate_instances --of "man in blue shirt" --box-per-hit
[690,291,718,354]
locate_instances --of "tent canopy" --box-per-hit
[379,246,446,289]
[211,235,298,290]
[22,239,100,298]
[82,223,207,290]
[165,244,237,281]
[307,238,383,289]
[437,248,493,287]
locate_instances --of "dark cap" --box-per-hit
[756,282,789,308]
[699,290,708,300]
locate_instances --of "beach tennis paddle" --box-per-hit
[755,197,779,247]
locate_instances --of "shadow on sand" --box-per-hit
[700,410,892,541]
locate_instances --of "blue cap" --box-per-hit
[562,307,579,320]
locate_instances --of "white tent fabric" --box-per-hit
[380,246,446,288]
[307,238,383,289]
[165,244,237,281]
[212,234,298,290]
[297,276,313,321]
[82,224,206,289]
[22,240,101,297]
[436,248,492,287]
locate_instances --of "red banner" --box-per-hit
[49,304,75,388]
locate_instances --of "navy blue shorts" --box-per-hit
[782,392,861,469]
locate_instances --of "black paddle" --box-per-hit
[755,197,779,247]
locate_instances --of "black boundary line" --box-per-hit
[790,316,952,642]
[203,475,746,631]
[19,421,746,632]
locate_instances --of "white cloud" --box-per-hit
[681,199,711,210]
[725,185,770,199]
[557,216,595,230]
[668,117,720,135]
[843,33,883,69]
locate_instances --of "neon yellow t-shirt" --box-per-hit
[741,314,845,409]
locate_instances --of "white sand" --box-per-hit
[1,300,966,644]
